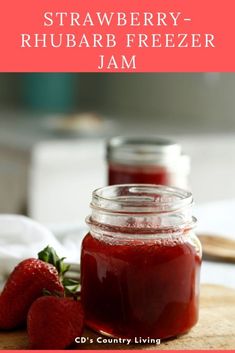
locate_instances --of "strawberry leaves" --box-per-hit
[63,278,81,297]
[38,246,80,298]
[38,246,70,277]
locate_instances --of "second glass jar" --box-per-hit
[107,137,190,189]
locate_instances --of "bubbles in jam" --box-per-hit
[81,231,201,339]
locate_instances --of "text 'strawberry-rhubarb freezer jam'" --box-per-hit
[81,184,201,339]
[107,137,190,189]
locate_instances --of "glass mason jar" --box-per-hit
[81,184,201,340]
[107,137,190,189]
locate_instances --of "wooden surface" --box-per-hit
[198,234,235,263]
[0,284,235,350]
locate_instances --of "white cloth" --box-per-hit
[0,215,68,282]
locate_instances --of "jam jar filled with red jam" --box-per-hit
[81,184,201,339]
[107,137,190,189]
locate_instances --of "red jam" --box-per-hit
[108,164,170,186]
[81,231,201,339]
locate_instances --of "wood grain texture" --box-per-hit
[0,284,234,350]
[198,234,235,263]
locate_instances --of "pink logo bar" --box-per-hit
[0,0,234,72]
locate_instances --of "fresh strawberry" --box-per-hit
[0,246,70,329]
[27,296,84,349]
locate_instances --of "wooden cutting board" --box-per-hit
[0,284,235,350]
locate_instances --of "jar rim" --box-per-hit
[91,184,193,215]
[107,136,184,166]
[86,216,197,240]
[108,136,179,148]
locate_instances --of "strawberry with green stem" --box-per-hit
[27,247,84,349]
[0,246,80,329]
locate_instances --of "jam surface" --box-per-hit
[81,232,201,339]
[108,164,170,186]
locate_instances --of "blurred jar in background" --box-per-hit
[107,137,190,189]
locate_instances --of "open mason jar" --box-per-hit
[81,184,201,339]
[107,137,190,189]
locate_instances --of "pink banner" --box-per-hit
[0,0,234,72]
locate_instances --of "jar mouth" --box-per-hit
[91,184,193,215]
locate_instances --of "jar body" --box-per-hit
[81,230,201,339]
[81,184,201,339]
